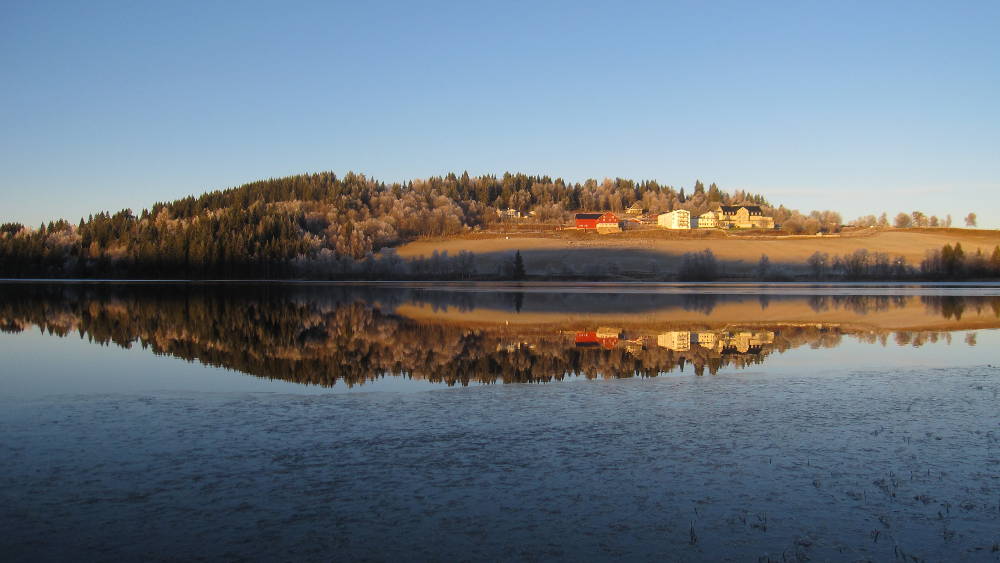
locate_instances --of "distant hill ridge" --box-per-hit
[0,171,986,279]
[0,171,784,277]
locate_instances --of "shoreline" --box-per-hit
[4,278,1000,285]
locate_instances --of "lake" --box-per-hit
[2,282,999,560]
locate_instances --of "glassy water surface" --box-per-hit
[2,282,999,395]
[2,282,999,560]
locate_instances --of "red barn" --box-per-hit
[575,212,619,229]
[574,331,619,350]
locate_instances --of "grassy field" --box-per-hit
[396,227,1000,278]
[396,298,1000,332]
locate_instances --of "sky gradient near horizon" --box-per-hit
[2,1,999,227]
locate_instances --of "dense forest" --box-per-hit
[2,284,993,387]
[0,172,790,278]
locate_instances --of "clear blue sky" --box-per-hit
[2,0,998,227]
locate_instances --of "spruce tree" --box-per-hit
[707,183,722,202]
[512,250,526,280]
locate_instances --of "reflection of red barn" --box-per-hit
[574,331,619,350]
[575,212,619,229]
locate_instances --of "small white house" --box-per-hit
[696,211,718,229]
[657,209,691,229]
[497,208,522,219]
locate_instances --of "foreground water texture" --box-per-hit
[2,283,999,561]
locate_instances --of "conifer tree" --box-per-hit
[512,250,526,280]
[707,183,722,202]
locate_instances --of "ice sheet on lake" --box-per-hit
[2,365,999,561]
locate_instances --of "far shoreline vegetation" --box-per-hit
[1,171,997,282]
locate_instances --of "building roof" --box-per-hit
[718,205,765,215]
[575,213,603,220]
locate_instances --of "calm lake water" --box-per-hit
[2,282,999,560]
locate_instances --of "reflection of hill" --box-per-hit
[0,283,997,388]
[397,293,1000,332]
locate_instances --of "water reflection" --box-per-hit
[1,283,998,387]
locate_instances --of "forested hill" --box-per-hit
[1,171,795,278]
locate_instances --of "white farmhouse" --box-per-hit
[657,209,691,229]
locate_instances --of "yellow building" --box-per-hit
[715,205,775,229]
[695,211,718,229]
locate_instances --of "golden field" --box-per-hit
[395,227,1000,277]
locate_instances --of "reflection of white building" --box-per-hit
[732,332,753,353]
[496,341,535,352]
[724,331,775,352]
[657,210,691,229]
[692,330,776,353]
[697,332,718,349]
[625,338,645,356]
[657,331,691,352]
[596,327,621,339]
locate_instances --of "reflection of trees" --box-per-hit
[804,294,1000,320]
[409,290,732,316]
[807,295,908,315]
[0,284,997,388]
[681,294,717,315]
[922,296,968,321]
[920,295,1000,321]
[808,295,830,313]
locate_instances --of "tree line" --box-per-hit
[672,242,1000,281]
[800,243,1000,280]
[853,211,978,229]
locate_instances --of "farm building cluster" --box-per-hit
[656,330,774,354]
[574,205,775,232]
[574,212,623,233]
